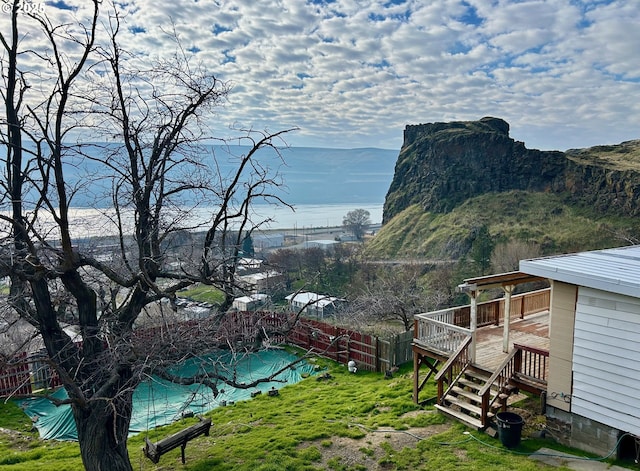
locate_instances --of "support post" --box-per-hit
[413,351,419,403]
[469,289,477,364]
[503,285,514,353]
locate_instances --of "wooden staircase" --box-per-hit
[435,366,515,430]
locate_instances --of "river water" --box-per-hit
[6,203,383,240]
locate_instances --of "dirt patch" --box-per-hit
[300,419,450,470]
[508,395,548,438]
[301,397,550,469]
[0,427,39,451]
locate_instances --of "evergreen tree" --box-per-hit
[242,234,255,257]
[470,225,495,275]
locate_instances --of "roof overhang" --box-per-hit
[458,271,546,293]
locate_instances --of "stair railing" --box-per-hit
[477,347,522,427]
[434,336,472,403]
[477,343,550,427]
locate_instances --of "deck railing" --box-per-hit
[477,343,549,426]
[413,308,472,355]
[512,343,549,391]
[414,288,550,352]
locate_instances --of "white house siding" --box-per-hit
[571,286,640,436]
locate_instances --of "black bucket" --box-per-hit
[495,411,524,448]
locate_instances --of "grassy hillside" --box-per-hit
[366,190,640,260]
[566,139,640,171]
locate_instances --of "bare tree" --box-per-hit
[491,240,542,273]
[347,265,438,332]
[1,3,296,470]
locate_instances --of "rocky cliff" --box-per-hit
[383,117,640,223]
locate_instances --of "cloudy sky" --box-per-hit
[6,0,640,151]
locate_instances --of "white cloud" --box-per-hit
[1,0,639,151]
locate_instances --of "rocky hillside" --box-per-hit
[371,117,640,260]
[383,117,640,222]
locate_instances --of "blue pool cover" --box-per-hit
[17,349,316,440]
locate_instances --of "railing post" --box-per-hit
[514,347,523,374]
[503,285,514,353]
[481,390,489,427]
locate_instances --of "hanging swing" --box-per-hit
[142,416,212,464]
[141,371,214,464]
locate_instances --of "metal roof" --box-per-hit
[285,292,344,307]
[519,245,640,299]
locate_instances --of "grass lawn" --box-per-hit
[177,284,226,304]
[0,357,629,470]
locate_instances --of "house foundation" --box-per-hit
[546,406,620,458]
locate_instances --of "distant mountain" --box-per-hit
[55,145,397,208]
[367,117,640,260]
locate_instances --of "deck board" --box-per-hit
[474,311,549,371]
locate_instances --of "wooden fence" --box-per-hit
[0,351,62,398]
[287,318,414,373]
[0,313,415,398]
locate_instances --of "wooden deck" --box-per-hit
[474,310,549,371]
[413,289,551,409]
[413,284,550,425]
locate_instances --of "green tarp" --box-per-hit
[17,349,316,441]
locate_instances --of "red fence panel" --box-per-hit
[0,352,32,397]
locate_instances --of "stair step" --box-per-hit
[504,383,518,393]
[444,396,483,416]
[457,377,498,393]
[457,377,483,391]
[451,386,483,404]
[465,369,492,382]
[490,398,508,411]
[435,364,517,432]
[435,404,483,430]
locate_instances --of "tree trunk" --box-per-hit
[73,388,135,471]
